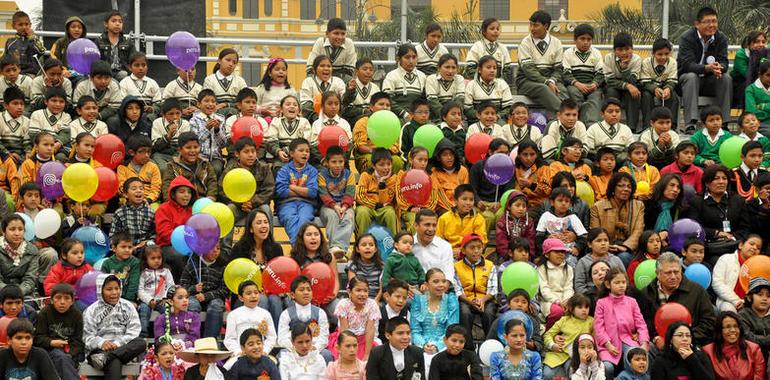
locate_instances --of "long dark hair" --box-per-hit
[213,48,238,74]
[606,172,636,200]
[514,140,546,169]
[651,173,684,207]
[632,230,661,261]
[663,321,692,358]
[259,58,291,91]
[713,311,748,361]
[229,209,282,263]
[290,222,332,266]
[351,233,383,269]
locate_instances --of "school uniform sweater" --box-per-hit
[562,46,605,86]
[299,75,346,119]
[416,40,449,76]
[150,117,192,156]
[253,83,297,114]
[585,120,635,153]
[305,37,357,80]
[640,56,678,92]
[202,71,248,107]
[425,73,465,120]
[638,127,681,168]
[540,120,588,159]
[67,117,108,142]
[311,113,353,142]
[501,123,543,147]
[619,163,661,197]
[341,77,380,122]
[466,121,506,140]
[352,116,401,157]
[382,66,428,119]
[355,171,398,208]
[162,77,202,107]
[746,78,770,123]
[517,33,564,86]
[463,77,513,121]
[72,78,123,120]
[30,76,72,108]
[28,109,71,146]
[690,128,732,166]
[0,158,18,199]
[119,74,162,107]
[465,37,512,79]
[264,116,313,157]
[604,52,643,91]
[0,75,32,104]
[117,161,162,202]
[0,111,29,159]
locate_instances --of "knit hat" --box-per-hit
[748,276,770,294]
[542,238,568,255]
[460,234,483,249]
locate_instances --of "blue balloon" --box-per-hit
[192,198,214,214]
[171,225,193,256]
[14,212,35,242]
[72,226,110,264]
[497,310,533,345]
[684,263,711,289]
[366,225,394,261]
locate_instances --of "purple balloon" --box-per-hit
[184,213,220,255]
[75,271,102,306]
[166,31,200,71]
[682,185,697,206]
[36,161,66,201]
[528,112,548,133]
[484,153,515,185]
[668,218,705,252]
[66,38,101,75]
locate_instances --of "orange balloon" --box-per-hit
[740,255,770,291]
[313,93,322,115]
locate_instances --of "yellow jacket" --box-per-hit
[619,163,660,198]
[19,158,42,189]
[454,257,495,300]
[431,166,470,211]
[0,157,19,201]
[436,208,487,249]
[355,170,398,208]
[117,161,162,203]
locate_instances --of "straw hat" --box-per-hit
[177,338,232,363]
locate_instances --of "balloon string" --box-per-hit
[495,185,499,202]
[188,254,201,284]
[198,255,202,285]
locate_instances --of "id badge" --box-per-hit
[723,220,731,233]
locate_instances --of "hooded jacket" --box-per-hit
[34,302,85,361]
[161,156,217,201]
[111,96,152,144]
[495,191,536,259]
[82,274,141,353]
[52,16,87,68]
[43,260,93,296]
[155,176,195,246]
[429,138,469,211]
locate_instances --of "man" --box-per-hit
[677,6,732,133]
[411,209,461,295]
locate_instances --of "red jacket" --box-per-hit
[44,260,93,296]
[661,162,703,194]
[703,339,766,380]
[155,176,195,247]
[495,191,536,260]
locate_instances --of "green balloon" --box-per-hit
[718,136,745,169]
[634,259,657,289]
[501,262,539,298]
[4,192,13,212]
[413,124,444,157]
[367,110,401,147]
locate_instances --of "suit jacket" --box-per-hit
[589,199,645,251]
[677,27,729,76]
[366,344,425,380]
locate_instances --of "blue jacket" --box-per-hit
[274,160,318,205]
[616,369,650,380]
[490,349,542,380]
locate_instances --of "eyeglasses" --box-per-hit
[672,333,692,338]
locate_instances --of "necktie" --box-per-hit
[488,42,496,52]
[608,124,616,136]
[405,72,416,83]
[49,115,58,124]
[320,81,329,92]
[655,64,666,75]
[517,129,523,140]
[750,171,755,182]
[221,77,231,89]
[537,40,547,52]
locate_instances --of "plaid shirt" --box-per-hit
[109,203,156,245]
[189,111,228,161]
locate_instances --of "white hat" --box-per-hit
[176,337,232,363]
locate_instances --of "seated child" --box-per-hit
[638,107,680,169]
[377,279,411,345]
[540,99,588,160]
[347,236,385,298]
[382,44,427,122]
[161,132,218,201]
[223,88,269,145]
[543,294,595,379]
[352,92,403,173]
[0,285,37,323]
[224,280,277,368]
[469,139,515,229]
[254,58,297,119]
[745,60,770,129]
[574,228,625,294]
[306,18,357,82]
[137,245,175,337]
[463,57,512,123]
[416,24,449,76]
[640,38,678,128]
[61,198,100,238]
[155,176,194,280]
[616,347,650,380]
[318,146,355,256]
[96,11,136,79]
[738,276,770,357]
[176,338,230,379]
[117,136,162,204]
[0,215,41,299]
[264,95,312,171]
[203,48,248,118]
[162,66,202,118]
[180,244,227,339]
[111,96,151,145]
[538,238,575,330]
[28,87,71,155]
[300,55,346,122]
[311,91,353,166]
[228,328,280,379]
[355,148,399,235]
[603,32,642,131]
[455,234,497,350]
[20,132,56,189]
[502,102,544,147]
[152,286,200,349]
[425,53,464,121]
[466,101,505,140]
[118,52,161,121]
[34,283,84,380]
[0,55,32,107]
[563,24,605,125]
[220,137,275,222]
[737,111,770,168]
[381,234,425,295]
[151,99,192,173]
[277,276,331,361]
[681,238,707,271]
[67,96,108,145]
[586,97,635,162]
[330,277,381,360]
[110,177,156,246]
[365,316,425,380]
[189,89,227,175]
[100,231,141,302]
[275,138,319,244]
[0,319,57,379]
[428,324,483,379]
[17,181,44,221]
[72,60,122,125]
[514,141,550,209]
[0,87,29,165]
[490,319,543,379]
[589,147,617,201]
[690,105,731,167]
[437,185,488,253]
[569,334,605,380]
[43,238,93,298]
[430,138,469,214]
[536,188,588,263]
[395,146,438,233]
[400,97,432,159]
[713,235,763,312]
[729,140,765,200]
[627,231,662,288]
[325,330,368,379]
[516,11,568,114]
[438,101,466,158]
[660,141,703,193]
[619,142,661,200]
[137,341,186,380]
[495,191,536,263]
[280,322,328,378]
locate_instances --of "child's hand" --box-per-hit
[423,343,437,354]
[574,82,592,95]
[144,105,154,113]
[195,293,205,302]
[572,170,587,181]
[518,177,531,188]
[347,79,356,91]
[335,205,346,218]
[102,341,118,351]
[53,141,62,152]
[167,122,179,139]
[206,118,221,130]
[654,87,665,99]
[735,300,744,310]
[704,159,715,166]
[547,82,560,94]
[582,348,597,363]
[241,201,253,212]
[658,131,672,147]
[51,339,68,348]
[452,249,462,261]
[627,84,642,99]
[554,334,565,346]
[277,150,289,162]
[662,88,672,100]
[642,342,649,352]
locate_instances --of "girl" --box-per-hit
[138,341,186,380]
[490,319,543,380]
[300,55,346,122]
[543,294,595,379]
[290,222,340,323]
[733,31,768,88]
[330,277,381,360]
[279,322,327,379]
[574,228,625,295]
[538,238,575,330]
[627,231,662,287]
[713,234,763,312]
[503,103,543,148]
[264,95,313,169]
[311,91,352,161]
[119,52,161,118]
[51,16,86,76]
[487,288,545,354]
[584,261,611,314]
[346,234,383,300]
[737,111,770,168]
[464,18,511,80]
[20,131,56,186]
[341,58,380,124]
[43,238,92,301]
[570,334,605,380]
[535,187,588,263]
[747,61,770,130]
[62,198,100,237]
[163,67,202,118]
[514,140,549,208]
[0,214,39,297]
[661,141,703,194]
[382,44,427,121]
[411,268,459,368]
[416,23,449,76]
[153,286,200,350]
[395,146,437,233]
[541,137,593,193]
[438,101,466,154]
[703,311,766,380]
[325,330,366,379]
[138,245,175,338]
[255,57,297,119]
[650,322,715,380]
[425,54,464,121]
[533,170,592,237]
[594,268,649,377]
[430,138,469,213]
[463,56,513,123]
[202,48,247,118]
[590,148,617,202]
[495,191,536,263]
[67,132,99,166]
[619,142,661,200]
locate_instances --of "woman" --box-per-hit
[0,214,41,298]
[703,311,765,380]
[590,172,645,267]
[584,260,611,315]
[651,322,715,380]
[644,173,685,243]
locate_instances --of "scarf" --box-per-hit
[0,237,26,266]
[654,201,674,232]
[722,343,742,378]
[204,365,225,380]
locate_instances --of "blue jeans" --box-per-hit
[543,360,570,380]
[616,251,633,269]
[188,298,225,338]
[138,301,167,338]
[259,294,288,330]
[277,200,315,244]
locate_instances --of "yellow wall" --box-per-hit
[569,0,641,20]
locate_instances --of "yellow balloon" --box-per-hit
[224,258,262,294]
[222,168,257,203]
[201,202,234,238]
[636,181,650,195]
[576,180,595,207]
[62,163,98,202]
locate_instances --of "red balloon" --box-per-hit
[0,317,15,346]
[400,169,432,206]
[301,262,335,305]
[654,302,692,337]
[92,167,119,202]
[231,116,264,150]
[465,134,493,164]
[262,256,301,295]
[93,134,125,170]
[318,125,350,157]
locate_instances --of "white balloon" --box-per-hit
[34,208,62,239]
[478,339,505,366]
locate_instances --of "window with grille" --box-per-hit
[229,0,238,15]
[301,0,316,19]
[243,0,259,18]
[538,0,568,20]
[264,0,272,16]
[340,0,353,20]
[321,0,336,19]
[391,0,431,20]
[480,0,510,20]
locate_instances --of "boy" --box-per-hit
[366,316,425,380]
[540,99,587,160]
[30,58,72,112]
[381,234,425,293]
[119,52,161,119]
[275,138,319,244]
[399,98,431,159]
[428,324,483,380]
[161,132,218,201]
[277,276,331,361]
[72,60,123,123]
[355,147,399,235]
[224,88,269,139]
[342,58,380,123]
[730,140,766,200]
[540,137,593,193]
[563,24,605,125]
[639,107,680,169]
[640,38,678,128]
[18,182,42,219]
[603,32,642,131]
[488,289,545,354]
[0,55,32,108]
[681,239,707,270]
[0,285,36,323]
[589,147,617,201]
[100,231,141,302]
[82,274,145,374]
[96,11,136,80]
[151,99,192,172]
[516,10,568,114]
[377,279,411,345]
[28,87,71,155]
[189,89,228,175]
[616,347,649,380]
[466,102,505,140]
[34,283,84,380]
[437,185,488,253]
[3,12,45,76]
[585,97,635,161]
[221,137,275,222]
[661,141,704,193]
[111,96,151,144]
[455,234,497,350]
[0,319,57,379]
[690,105,731,167]
[156,176,195,280]
[117,135,161,204]
[738,276,770,356]
[353,92,403,173]
[228,329,280,379]
[319,146,355,257]
[180,243,228,338]
[162,67,201,119]
[224,280,277,366]
[110,178,156,247]
[68,96,109,144]
[306,18,357,82]
[0,87,29,165]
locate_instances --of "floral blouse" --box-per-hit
[334,298,381,336]
[490,349,543,380]
[410,292,459,351]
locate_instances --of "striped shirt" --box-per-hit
[264,116,313,157]
[416,40,449,76]
[463,77,513,120]
[640,56,678,91]
[0,75,32,105]
[30,76,72,106]
[540,120,588,160]
[162,77,202,107]
[68,117,108,142]
[563,46,605,85]
[119,74,162,107]
[517,33,564,85]
[465,38,511,79]
[0,111,28,158]
[306,37,357,81]
[585,120,635,152]
[425,73,465,120]
[603,52,642,90]
[72,78,123,113]
[203,71,248,106]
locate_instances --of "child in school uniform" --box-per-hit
[0,55,32,108]
[513,141,549,209]
[311,91,352,165]
[690,105,731,167]
[352,92,403,173]
[377,279,412,344]
[306,18,357,82]
[162,66,201,119]
[72,60,123,126]
[466,101,506,140]
[150,99,192,173]
[355,148,399,235]
[730,141,766,200]
[431,138,470,214]
[189,89,228,176]
[437,186,489,253]
[640,38,679,128]
[438,101,466,159]
[223,88,270,140]
[30,58,73,112]
[425,54,465,121]
[300,55,346,123]
[254,57,297,119]
[738,111,770,168]
[464,56,513,124]
[540,99,588,160]
[341,58,380,124]
[265,95,313,172]
[119,52,162,121]
[517,11,568,114]
[0,87,29,165]
[400,98,432,159]
[501,102,543,148]
[416,23,449,76]
[203,48,247,118]
[465,18,512,81]
[603,32,643,131]
[586,97,635,162]
[638,107,680,169]
[382,44,428,122]
[68,97,109,148]
[28,87,71,154]
[563,24,605,125]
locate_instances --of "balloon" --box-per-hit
[483,153,514,185]
[14,213,35,242]
[34,208,61,239]
[478,339,504,366]
[165,31,200,71]
[685,263,712,289]
[262,256,301,295]
[192,198,214,214]
[224,258,262,294]
[499,189,515,208]
[184,214,220,255]
[75,271,102,306]
[367,225,395,261]
[528,111,548,133]
[301,263,335,305]
[367,110,401,148]
[171,225,193,257]
[62,163,98,202]
[72,226,110,264]
[36,161,66,200]
[740,255,770,291]
[0,317,15,346]
[668,218,706,252]
[317,125,350,157]
[636,180,650,195]
[576,181,595,207]
[497,310,533,344]
[500,262,539,298]
[66,38,101,74]
[465,134,493,164]
[93,257,108,271]
[92,167,119,202]
[201,202,234,237]
[509,146,518,164]
[93,134,125,170]
[719,136,746,169]
[634,259,657,289]
[231,116,264,149]
[654,302,692,337]
[222,168,257,203]
[682,185,697,207]
[412,124,443,156]
[399,169,432,206]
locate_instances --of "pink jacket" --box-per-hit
[594,294,649,364]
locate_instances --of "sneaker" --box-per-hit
[89,352,107,370]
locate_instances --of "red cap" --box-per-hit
[460,233,483,249]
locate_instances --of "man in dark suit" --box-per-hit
[366,316,425,380]
[677,6,732,133]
